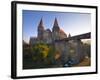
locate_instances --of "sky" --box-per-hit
[22,10,91,43]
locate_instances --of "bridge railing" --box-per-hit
[54,32,91,42]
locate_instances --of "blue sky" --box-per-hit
[22,10,91,43]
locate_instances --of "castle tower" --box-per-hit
[68,33,71,37]
[52,18,60,40]
[52,18,60,32]
[38,18,44,40]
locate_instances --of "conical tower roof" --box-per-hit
[52,18,60,31]
[68,33,71,37]
[38,18,44,40]
[38,18,43,27]
[53,18,59,27]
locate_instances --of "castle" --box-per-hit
[29,18,69,44]
[29,18,86,66]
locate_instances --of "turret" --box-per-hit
[52,18,60,40]
[38,18,44,40]
[68,33,71,37]
[52,18,60,32]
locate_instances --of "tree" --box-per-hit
[23,42,57,68]
[31,43,49,62]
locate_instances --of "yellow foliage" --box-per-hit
[32,43,50,59]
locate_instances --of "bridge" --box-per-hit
[55,32,91,42]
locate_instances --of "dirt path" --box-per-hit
[74,57,90,67]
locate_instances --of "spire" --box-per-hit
[52,18,60,31]
[38,18,43,27]
[68,33,71,37]
[53,18,59,27]
[38,18,44,30]
[38,18,44,40]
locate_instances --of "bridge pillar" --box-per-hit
[68,39,85,65]
[60,41,70,65]
[54,39,86,66]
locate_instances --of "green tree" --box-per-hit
[31,43,56,67]
[32,43,49,61]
